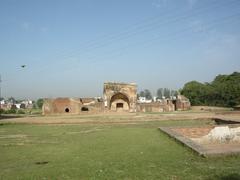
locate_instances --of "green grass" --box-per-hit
[0,120,240,180]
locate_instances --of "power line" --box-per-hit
[31,0,239,73]
[61,10,240,73]
[21,15,234,83]
[53,0,237,60]
[4,0,240,81]
[54,0,238,59]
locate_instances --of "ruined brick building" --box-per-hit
[103,82,137,112]
[42,82,190,115]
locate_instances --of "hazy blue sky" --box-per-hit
[0,0,240,99]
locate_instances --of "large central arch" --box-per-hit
[110,93,130,111]
[103,82,137,112]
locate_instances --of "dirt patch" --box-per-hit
[0,111,239,125]
[160,125,240,157]
[172,127,213,138]
[0,111,216,124]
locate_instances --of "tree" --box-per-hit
[139,89,152,100]
[181,72,240,107]
[139,91,145,97]
[211,72,240,107]
[144,89,152,100]
[36,98,44,109]
[157,88,163,99]
[181,81,210,105]
[163,88,170,98]
[8,97,16,104]
[157,88,177,99]
[171,90,178,97]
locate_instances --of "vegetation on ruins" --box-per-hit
[181,72,240,107]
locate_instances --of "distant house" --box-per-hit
[20,100,33,109]
[138,97,152,103]
[153,96,157,102]
[15,104,21,109]
[0,100,5,105]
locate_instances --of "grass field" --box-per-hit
[0,119,240,180]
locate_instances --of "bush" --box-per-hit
[0,108,5,114]
[37,99,44,109]
[4,109,17,114]
[17,109,25,114]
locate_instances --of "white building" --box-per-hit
[0,100,5,105]
[138,97,152,103]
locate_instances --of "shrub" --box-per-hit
[4,109,17,114]
[0,108,5,114]
[17,109,25,114]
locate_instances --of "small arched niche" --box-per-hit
[81,107,89,111]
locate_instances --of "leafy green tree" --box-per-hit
[36,98,44,109]
[211,72,240,107]
[181,81,211,105]
[181,72,240,107]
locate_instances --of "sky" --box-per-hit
[0,0,240,99]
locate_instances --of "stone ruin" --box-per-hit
[160,125,240,156]
[192,126,240,144]
[42,82,191,115]
[103,82,137,112]
[42,97,103,115]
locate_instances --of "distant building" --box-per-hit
[0,100,5,105]
[138,97,152,103]
[20,100,33,109]
[15,104,21,109]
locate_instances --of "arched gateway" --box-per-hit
[110,92,130,111]
[103,82,137,112]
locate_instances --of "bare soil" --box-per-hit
[0,110,240,125]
